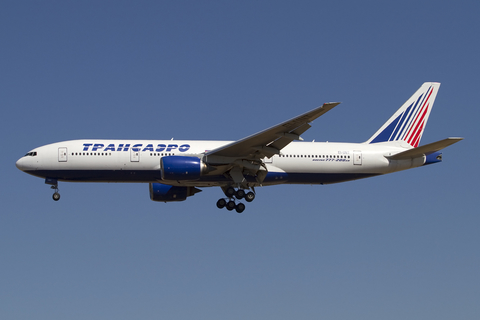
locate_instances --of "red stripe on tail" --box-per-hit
[407,104,429,146]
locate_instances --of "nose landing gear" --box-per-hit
[217,186,254,213]
[46,178,60,201]
[51,185,60,201]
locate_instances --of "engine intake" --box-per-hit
[161,156,206,181]
[149,183,201,202]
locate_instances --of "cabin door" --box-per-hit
[130,148,140,162]
[130,149,140,162]
[58,147,67,162]
[353,151,362,165]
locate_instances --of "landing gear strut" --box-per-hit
[217,187,255,213]
[50,184,60,201]
[51,185,60,201]
[46,178,60,201]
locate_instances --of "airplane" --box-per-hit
[16,82,462,213]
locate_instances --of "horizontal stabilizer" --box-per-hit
[386,137,463,160]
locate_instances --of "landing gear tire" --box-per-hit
[235,189,245,200]
[226,200,236,211]
[225,187,235,198]
[235,203,245,213]
[52,192,60,201]
[219,188,253,212]
[245,191,255,202]
[216,198,226,209]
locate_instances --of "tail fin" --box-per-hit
[367,82,440,147]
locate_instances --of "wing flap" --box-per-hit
[386,137,463,160]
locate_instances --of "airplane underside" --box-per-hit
[24,169,380,186]
[25,169,381,213]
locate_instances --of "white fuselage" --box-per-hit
[16,139,425,187]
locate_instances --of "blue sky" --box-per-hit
[1,1,478,319]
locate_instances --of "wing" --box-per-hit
[206,102,340,159]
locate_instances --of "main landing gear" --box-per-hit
[216,186,255,213]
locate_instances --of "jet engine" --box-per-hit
[149,183,201,202]
[160,156,207,181]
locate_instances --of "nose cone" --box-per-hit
[16,157,28,171]
[16,157,35,172]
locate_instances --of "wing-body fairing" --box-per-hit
[202,102,339,187]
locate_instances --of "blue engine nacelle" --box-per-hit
[160,156,206,181]
[149,183,202,202]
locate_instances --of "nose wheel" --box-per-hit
[217,187,255,213]
[45,179,61,201]
[51,185,60,201]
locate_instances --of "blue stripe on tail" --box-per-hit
[370,114,401,143]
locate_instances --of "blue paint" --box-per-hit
[81,143,190,153]
[424,152,442,165]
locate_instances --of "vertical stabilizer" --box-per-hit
[367,82,440,147]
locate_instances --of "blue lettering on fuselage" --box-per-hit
[142,144,154,152]
[118,144,130,151]
[82,143,191,153]
[131,144,143,152]
[104,144,116,151]
[179,144,190,152]
[92,143,104,151]
[166,144,177,152]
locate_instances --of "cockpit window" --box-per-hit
[24,152,37,157]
